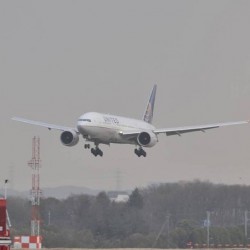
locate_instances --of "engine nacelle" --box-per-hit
[60,130,79,147]
[137,131,158,147]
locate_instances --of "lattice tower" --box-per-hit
[28,137,42,236]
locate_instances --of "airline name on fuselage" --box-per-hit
[103,116,120,125]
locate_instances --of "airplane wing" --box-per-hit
[12,117,78,132]
[154,120,249,136]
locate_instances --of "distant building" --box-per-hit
[0,198,11,250]
[111,194,129,203]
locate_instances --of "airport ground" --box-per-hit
[11,248,250,250]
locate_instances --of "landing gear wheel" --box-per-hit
[96,148,103,157]
[134,147,146,157]
[134,148,139,157]
[91,148,98,157]
[91,147,103,157]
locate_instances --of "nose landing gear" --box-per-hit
[134,147,146,157]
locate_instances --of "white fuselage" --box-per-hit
[77,112,156,145]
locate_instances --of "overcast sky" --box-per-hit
[1,0,250,192]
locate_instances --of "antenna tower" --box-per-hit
[115,169,122,191]
[28,137,42,236]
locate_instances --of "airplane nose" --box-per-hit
[77,121,83,132]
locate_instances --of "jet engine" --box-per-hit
[60,130,79,146]
[137,131,158,147]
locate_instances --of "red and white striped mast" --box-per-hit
[28,137,42,236]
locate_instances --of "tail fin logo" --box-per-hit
[143,85,157,124]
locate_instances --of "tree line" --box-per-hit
[7,181,250,248]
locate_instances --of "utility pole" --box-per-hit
[166,213,170,248]
[48,211,51,226]
[4,179,8,200]
[152,213,170,248]
[245,210,249,238]
[206,211,210,248]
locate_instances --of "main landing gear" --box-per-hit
[91,147,103,157]
[134,147,147,157]
[85,143,103,157]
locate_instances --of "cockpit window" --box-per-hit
[78,119,91,122]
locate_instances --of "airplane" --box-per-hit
[12,85,248,157]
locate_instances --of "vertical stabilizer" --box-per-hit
[143,84,157,124]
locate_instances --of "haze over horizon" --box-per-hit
[1,1,250,191]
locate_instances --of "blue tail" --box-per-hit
[143,84,157,124]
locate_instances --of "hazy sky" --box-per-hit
[1,1,250,192]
